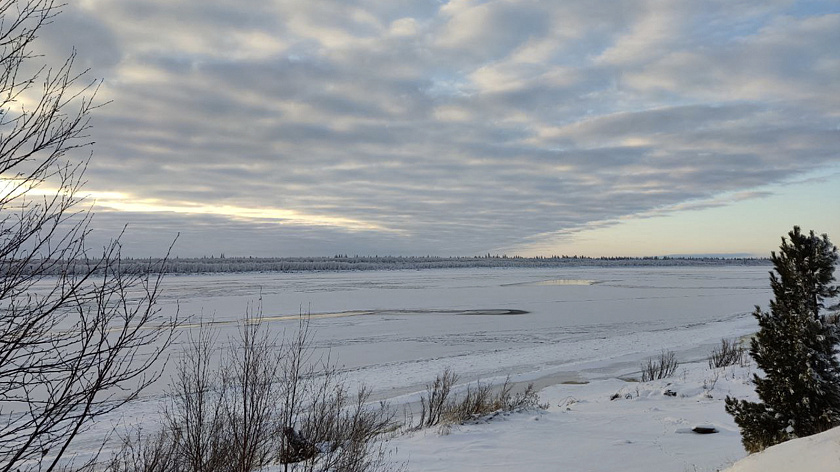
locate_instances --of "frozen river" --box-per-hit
[61,264,774,461]
[153,265,770,398]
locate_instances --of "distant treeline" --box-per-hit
[20,254,771,275]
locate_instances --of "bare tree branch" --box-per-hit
[0,2,177,471]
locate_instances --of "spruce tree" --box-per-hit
[725,226,840,452]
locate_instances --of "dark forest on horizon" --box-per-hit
[26,254,771,275]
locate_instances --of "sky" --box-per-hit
[23,0,840,257]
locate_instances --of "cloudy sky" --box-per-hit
[34,0,840,257]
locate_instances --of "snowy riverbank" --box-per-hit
[388,356,758,472]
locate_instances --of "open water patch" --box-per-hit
[177,308,530,329]
[503,279,600,287]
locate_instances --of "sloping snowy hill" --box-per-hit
[722,426,840,472]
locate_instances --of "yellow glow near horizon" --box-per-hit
[0,176,391,233]
[95,197,391,232]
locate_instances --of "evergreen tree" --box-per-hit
[725,226,840,452]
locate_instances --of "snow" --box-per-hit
[60,266,812,470]
[388,359,758,471]
[722,426,840,472]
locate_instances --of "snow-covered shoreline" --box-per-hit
[390,355,758,472]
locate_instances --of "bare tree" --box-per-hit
[0,2,176,471]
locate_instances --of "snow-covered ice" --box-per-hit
[150,266,770,397]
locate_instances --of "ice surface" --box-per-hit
[148,267,769,395]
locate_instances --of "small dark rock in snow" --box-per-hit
[663,389,677,397]
[692,425,718,434]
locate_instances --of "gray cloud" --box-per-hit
[27,0,840,256]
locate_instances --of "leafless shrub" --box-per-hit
[708,338,745,369]
[415,373,544,428]
[301,382,393,449]
[507,383,545,412]
[703,371,720,393]
[294,383,396,472]
[417,369,458,428]
[105,428,179,472]
[109,313,399,472]
[276,314,316,469]
[640,350,679,382]
[220,306,284,472]
[163,325,228,472]
[441,381,497,425]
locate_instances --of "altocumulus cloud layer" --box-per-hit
[34,0,840,256]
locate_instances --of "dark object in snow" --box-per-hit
[610,393,620,401]
[725,227,840,453]
[692,425,718,434]
[280,427,319,463]
[663,389,677,397]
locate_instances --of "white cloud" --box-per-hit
[24,0,840,256]
[595,0,685,66]
[389,17,418,37]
